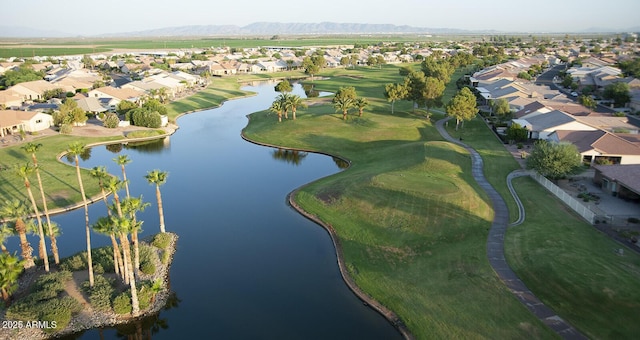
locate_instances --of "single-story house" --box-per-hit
[549,130,640,165]
[513,110,597,140]
[0,109,53,137]
[593,164,640,200]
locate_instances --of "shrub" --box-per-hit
[140,261,156,275]
[628,217,640,224]
[516,142,523,149]
[103,112,120,128]
[161,250,170,264]
[152,233,171,249]
[113,292,132,314]
[60,253,87,271]
[83,275,115,312]
[137,282,154,310]
[59,123,73,134]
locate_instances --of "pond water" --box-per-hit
[37,82,402,339]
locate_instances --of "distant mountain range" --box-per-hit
[1,22,638,38]
[105,22,477,37]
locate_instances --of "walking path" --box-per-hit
[435,116,586,339]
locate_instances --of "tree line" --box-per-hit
[0,142,169,318]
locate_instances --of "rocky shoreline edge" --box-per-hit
[0,232,178,340]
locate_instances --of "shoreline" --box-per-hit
[0,232,178,340]
[240,130,413,340]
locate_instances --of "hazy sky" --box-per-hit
[3,0,639,35]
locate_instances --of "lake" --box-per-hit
[44,82,402,339]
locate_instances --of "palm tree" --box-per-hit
[67,141,94,287]
[92,216,124,279]
[0,253,24,304]
[0,200,34,269]
[333,87,357,120]
[354,97,369,117]
[114,154,132,198]
[145,170,168,233]
[22,142,59,265]
[273,93,291,120]
[286,94,307,120]
[104,177,127,282]
[269,100,284,123]
[112,216,141,316]
[121,195,149,277]
[90,166,113,218]
[15,163,49,272]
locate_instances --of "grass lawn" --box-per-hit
[166,77,253,121]
[0,135,121,210]
[506,177,640,339]
[243,65,556,339]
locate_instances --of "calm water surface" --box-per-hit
[43,82,402,339]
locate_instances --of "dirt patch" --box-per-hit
[316,189,341,204]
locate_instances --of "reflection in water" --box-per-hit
[65,147,92,163]
[125,138,169,154]
[303,84,319,98]
[106,143,123,154]
[332,156,350,169]
[114,291,181,340]
[271,148,308,165]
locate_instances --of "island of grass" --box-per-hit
[243,65,640,338]
[0,232,177,339]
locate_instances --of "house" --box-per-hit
[593,164,640,200]
[9,80,71,101]
[0,89,23,108]
[88,86,145,110]
[550,130,640,165]
[0,109,53,137]
[75,96,108,114]
[513,110,597,140]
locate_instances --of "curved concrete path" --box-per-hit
[435,117,586,339]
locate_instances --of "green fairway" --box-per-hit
[0,135,121,210]
[506,177,640,339]
[243,65,556,339]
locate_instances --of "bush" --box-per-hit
[628,217,640,224]
[103,112,120,128]
[137,282,154,310]
[83,275,115,312]
[152,233,171,249]
[113,292,132,314]
[140,261,156,275]
[29,271,72,302]
[59,123,73,134]
[60,253,87,271]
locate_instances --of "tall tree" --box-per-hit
[354,97,369,117]
[526,141,582,180]
[114,154,132,198]
[112,216,141,316]
[405,71,427,113]
[603,82,631,107]
[120,195,149,278]
[104,177,128,283]
[22,142,59,264]
[333,87,357,120]
[67,142,94,287]
[145,170,169,233]
[0,200,34,269]
[92,216,124,279]
[0,253,24,304]
[492,98,512,118]
[422,77,445,113]
[302,56,321,80]
[285,94,306,120]
[384,83,408,114]
[15,164,49,272]
[446,87,478,130]
[90,166,113,218]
